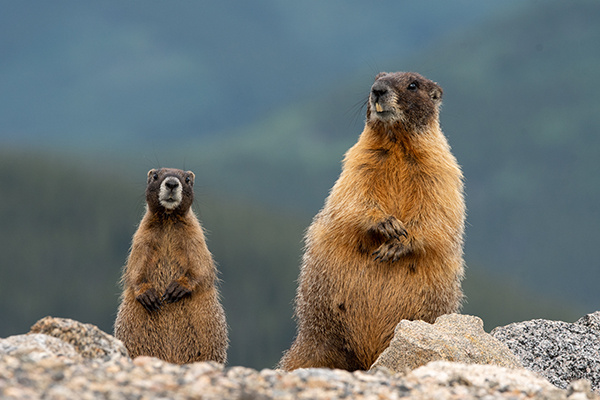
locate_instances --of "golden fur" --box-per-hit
[279,72,465,371]
[114,168,228,364]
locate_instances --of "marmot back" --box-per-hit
[114,168,228,364]
[280,72,466,371]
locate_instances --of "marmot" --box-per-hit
[279,72,466,371]
[114,168,228,364]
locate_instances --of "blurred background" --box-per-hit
[1,0,599,368]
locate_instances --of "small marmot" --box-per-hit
[279,72,466,371]
[114,168,228,364]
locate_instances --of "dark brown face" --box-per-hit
[367,72,443,132]
[145,168,195,215]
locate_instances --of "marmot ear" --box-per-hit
[147,169,157,181]
[430,86,443,105]
[186,171,195,184]
[374,72,388,81]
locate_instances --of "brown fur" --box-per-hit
[279,72,465,371]
[114,168,228,364]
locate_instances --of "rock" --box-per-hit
[0,333,82,361]
[0,352,596,399]
[370,313,521,373]
[1,315,599,399]
[407,361,567,400]
[29,316,128,361]
[492,311,600,392]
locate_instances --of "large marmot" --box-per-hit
[280,72,466,371]
[115,168,228,364]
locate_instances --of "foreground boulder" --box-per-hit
[492,311,600,392]
[0,315,598,399]
[0,332,82,361]
[371,314,521,373]
[29,316,128,361]
[0,348,593,399]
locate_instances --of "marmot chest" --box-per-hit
[146,226,191,290]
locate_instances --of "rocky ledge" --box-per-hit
[1,313,599,399]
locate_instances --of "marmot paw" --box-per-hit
[372,240,410,263]
[372,216,407,241]
[162,281,192,304]
[136,288,162,312]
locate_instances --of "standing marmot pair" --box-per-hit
[114,71,465,370]
[114,168,228,364]
[279,71,466,371]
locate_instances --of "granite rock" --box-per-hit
[0,350,596,399]
[492,311,600,391]
[371,313,521,373]
[0,315,598,399]
[0,333,82,361]
[29,316,128,361]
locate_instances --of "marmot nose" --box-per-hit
[165,180,179,190]
[371,82,388,101]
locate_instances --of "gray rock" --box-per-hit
[0,333,82,361]
[371,313,522,373]
[1,315,599,399]
[407,361,567,400]
[0,353,596,399]
[492,311,600,391]
[29,316,128,361]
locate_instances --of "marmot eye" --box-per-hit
[152,173,159,180]
[407,82,419,91]
[185,176,191,184]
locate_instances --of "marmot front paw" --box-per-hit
[372,240,411,262]
[162,281,192,304]
[372,216,407,241]
[136,288,162,312]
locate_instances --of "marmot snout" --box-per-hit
[159,176,183,209]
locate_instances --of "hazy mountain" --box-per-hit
[0,1,518,149]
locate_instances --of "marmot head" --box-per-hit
[145,168,195,215]
[366,71,443,132]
